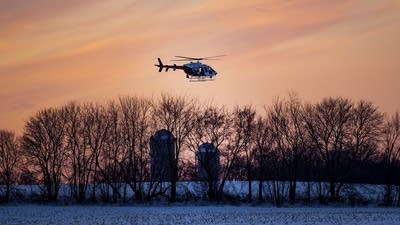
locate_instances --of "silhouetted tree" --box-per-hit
[97,102,124,202]
[212,106,256,201]
[2,94,396,205]
[0,130,20,202]
[346,100,383,182]
[382,112,400,206]
[83,103,110,201]
[18,167,37,185]
[234,106,256,202]
[252,115,273,201]
[302,98,382,202]
[22,108,67,201]
[268,95,306,204]
[302,135,322,203]
[119,96,153,201]
[187,105,231,200]
[64,102,94,203]
[153,94,198,202]
[266,148,287,206]
[302,97,353,201]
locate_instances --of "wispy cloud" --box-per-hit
[0,0,399,132]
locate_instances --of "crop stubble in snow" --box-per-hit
[1,206,400,225]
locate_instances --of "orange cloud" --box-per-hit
[0,0,399,132]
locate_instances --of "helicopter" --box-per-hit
[154,55,225,80]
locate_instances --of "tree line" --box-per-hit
[0,94,399,205]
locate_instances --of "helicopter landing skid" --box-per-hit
[188,77,215,82]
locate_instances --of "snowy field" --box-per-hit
[1,205,400,225]
[12,181,388,202]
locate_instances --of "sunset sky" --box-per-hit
[0,0,399,132]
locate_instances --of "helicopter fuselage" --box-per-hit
[155,58,218,79]
[182,62,217,78]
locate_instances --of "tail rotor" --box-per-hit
[155,58,163,72]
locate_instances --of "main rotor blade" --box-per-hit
[174,56,201,60]
[202,54,227,59]
[171,58,220,62]
[174,54,226,61]
[171,59,193,61]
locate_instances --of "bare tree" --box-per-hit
[83,103,111,201]
[97,101,124,202]
[382,112,400,206]
[22,108,67,201]
[119,96,153,201]
[152,94,198,202]
[187,105,231,200]
[349,100,382,160]
[300,100,382,204]
[235,106,256,202]
[301,97,381,202]
[302,97,353,201]
[210,106,256,202]
[64,102,94,203]
[346,100,383,180]
[268,95,306,204]
[6,94,392,205]
[0,130,20,202]
[252,115,273,201]
[302,135,322,204]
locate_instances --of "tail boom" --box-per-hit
[155,58,183,72]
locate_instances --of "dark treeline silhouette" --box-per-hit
[0,94,399,205]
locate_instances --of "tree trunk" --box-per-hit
[318,181,325,204]
[207,180,218,201]
[289,181,296,204]
[170,181,176,202]
[258,180,264,201]
[397,185,400,207]
[135,190,143,201]
[306,181,311,204]
[385,184,392,206]
[248,179,252,202]
[5,182,11,202]
[329,180,336,202]
[92,169,97,202]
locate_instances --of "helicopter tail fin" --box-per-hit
[156,58,163,72]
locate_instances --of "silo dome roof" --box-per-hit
[152,129,175,140]
[199,142,218,152]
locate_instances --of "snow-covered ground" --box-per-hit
[12,181,389,202]
[1,205,400,225]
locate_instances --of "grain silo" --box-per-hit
[150,129,176,182]
[197,143,220,181]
